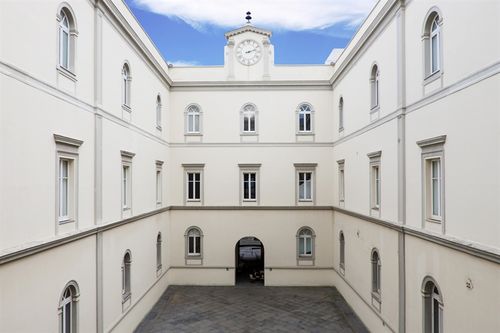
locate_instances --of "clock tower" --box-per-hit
[224,12,275,80]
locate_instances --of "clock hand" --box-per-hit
[245,50,254,54]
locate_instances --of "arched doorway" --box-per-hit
[235,237,264,285]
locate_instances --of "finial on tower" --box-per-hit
[245,11,252,25]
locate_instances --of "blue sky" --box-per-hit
[124,0,375,66]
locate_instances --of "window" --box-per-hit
[368,151,381,216]
[54,135,82,227]
[339,231,345,274]
[417,135,446,230]
[186,227,202,256]
[422,277,443,333]
[239,163,261,204]
[370,64,380,110]
[186,104,201,134]
[296,227,315,265]
[423,10,442,78]
[338,97,344,132]
[156,161,163,206]
[122,251,132,303]
[297,103,313,133]
[121,151,134,217]
[338,160,345,206]
[295,163,316,204]
[183,164,204,204]
[156,233,162,273]
[57,6,77,73]
[122,63,131,108]
[241,103,257,134]
[59,281,79,333]
[156,95,162,130]
[371,249,381,305]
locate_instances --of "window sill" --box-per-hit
[370,106,380,114]
[426,217,442,224]
[296,132,314,136]
[242,199,257,202]
[156,125,162,131]
[298,255,313,260]
[339,264,345,275]
[58,218,75,225]
[122,292,131,303]
[187,254,201,258]
[186,199,201,202]
[56,65,77,82]
[122,104,131,113]
[338,127,344,133]
[424,70,442,85]
[240,132,258,136]
[185,132,202,136]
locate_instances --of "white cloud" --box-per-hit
[131,0,376,32]
[169,60,201,67]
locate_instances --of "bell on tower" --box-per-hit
[245,11,252,25]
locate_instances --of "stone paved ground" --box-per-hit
[135,286,368,333]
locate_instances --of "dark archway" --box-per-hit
[235,237,264,286]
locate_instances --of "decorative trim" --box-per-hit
[224,25,272,38]
[169,205,333,211]
[120,150,135,159]
[293,163,318,168]
[181,163,205,168]
[416,135,446,148]
[238,163,261,168]
[367,150,382,159]
[53,134,83,147]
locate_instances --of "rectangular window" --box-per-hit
[368,151,381,216]
[54,134,82,227]
[243,172,257,201]
[338,160,345,205]
[188,114,200,133]
[156,161,163,206]
[431,34,439,73]
[120,150,135,216]
[187,172,201,200]
[295,163,316,204]
[298,172,312,201]
[299,113,311,132]
[59,159,70,219]
[122,165,130,209]
[188,236,201,255]
[417,135,446,230]
[61,30,69,68]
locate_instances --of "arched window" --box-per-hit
[156,95,162,130]
[59,281,79,333]
[241,103,257,133]
[297,103,313,133]
[186,105,201,134]
[338,97,344,131]
[370,65,380,110]
[371,249,381,296]
[296,227,315,259]
[186,227,202,256]
[122,251,132,301]
[339,231,345,273]
[122,63,131,108]
[423,10,442,77]
[156,232,162,273]
[57,6,77,72]
[422,277,443,333]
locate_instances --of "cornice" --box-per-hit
[170,80,333,90]
[224,25,272,39]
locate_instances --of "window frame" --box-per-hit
[156,232,162,275]
[371,248,382,310]
[54,135,82,230]
[121,251,132,305]
[338,97,344,132]
[56,5,78,76]
[156,94,162,131]
[337,159,345,206]
[296,103,314,135]
[184,226,203,264]
[183,164,204,205]
[121,151,135,217]
[368,151,382,217]
[296,227,316,265]
[422,9,444,84]
[295,163,317,205]
[370,64,380,111]
[121,63,132,110]
[239,163,261,205]
[58,281,79,333]
[422,276,444,333]
[240,103,258,135]
[185,104,202,135]
[417,135,446,233]
[155,161,163,207]
[339,231,345,274]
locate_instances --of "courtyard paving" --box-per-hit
[135,285,368,333]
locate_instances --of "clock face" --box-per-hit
[236,39,262,66]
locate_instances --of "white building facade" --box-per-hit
[0,0,499,332]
